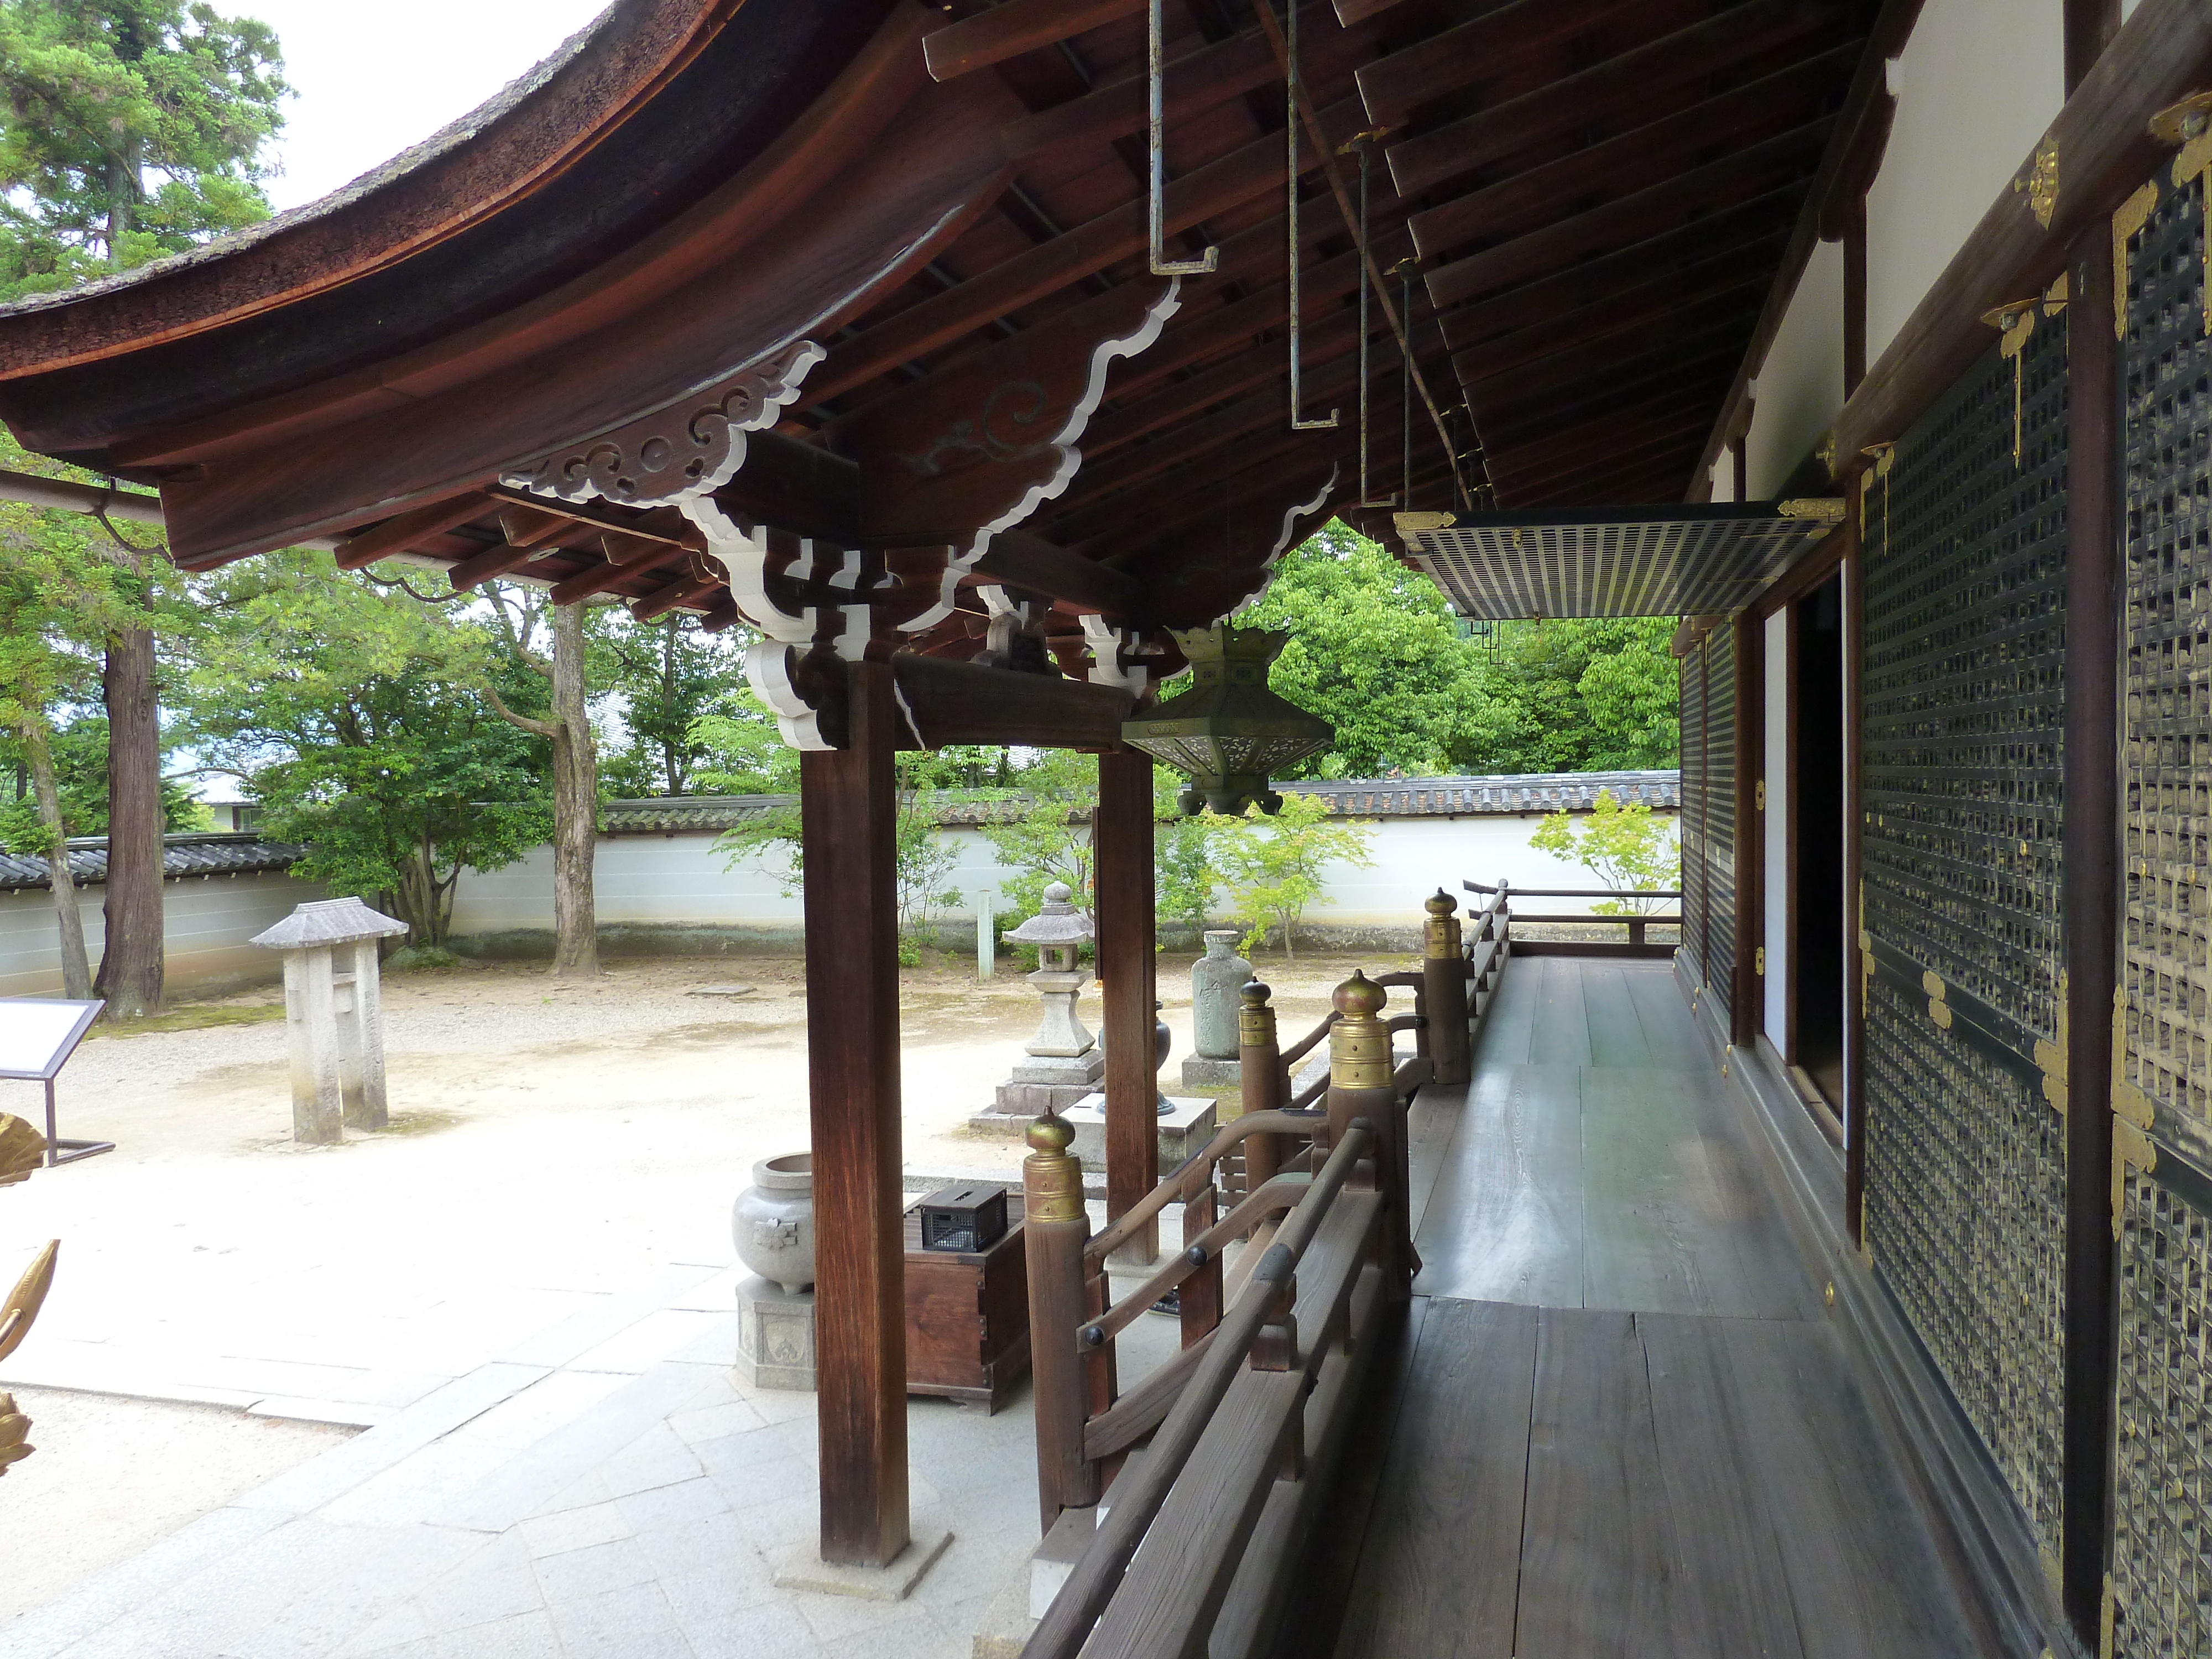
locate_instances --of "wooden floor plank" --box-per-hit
[1528,957,1595,1066]
[1579,1069,1820,1319]
[1623,964,1712,1071]
[1637,1313,1808,1658]
[1472,948,1541,1068]
[1405,1082,1469,1237]
[1582,963,1655,1069]
[1331,1298,1537,1659]
[1718,1318,1983,1659]
[1412,1064,1584,1307]
[1515,1307,1678,1658]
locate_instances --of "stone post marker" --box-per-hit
[252,898,408,1144]
[1182,930,1253,1091]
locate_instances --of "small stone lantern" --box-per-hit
[251,898,409,1145]
[987,883,1105,1120]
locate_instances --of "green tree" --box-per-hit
[591,611,745,797]
[1154,770,1219,936]
[179,553,549,946]
[690,687,801,796]
[975,749,1094,928]
[1234,523,1526,778]
[1489,617,1680,771]
[0,0,288,295]
[1212,791,1375,959]
[1528,787,1680,914]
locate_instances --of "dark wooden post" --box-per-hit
[1021,1115,1098,1533]
[1422,890,1471,1086]
[800,659,908,1568]
[1844,508,1868,1245]
[1180,1183,1222,1345]
[1239,979,1283,1193]
[1096,750,1159,1261]
[1733,611,1762,1046]
[2059,211,2122,1652]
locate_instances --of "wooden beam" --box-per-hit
[1435,194,1800,351]
[972,530,1144,619]
[1385,0,1856,199]
[332,492,496,570]
[1459,290,1766,399]
[1489,422,1716,498]
[447,531,585,591]
[1409,48,1859,259]
[801,659,909,1567]
[1477,361,1739,450]
[546,534,679,606]
[1355,0,1648,127]
[715,431,862,542]
[1831,0,2212,473]
[2065,0,2121,91]
[923,0,1145,82]
[808,106,1358,405]
[1469,322,1756,427]
[1421,121,1835,300]
[629,569,722,622]
[893,654,1134,748]
[1001,25,1286,163]
[1450,258,1777,386]
[2058,213,2120,1655]
[1096,749,1159,1261]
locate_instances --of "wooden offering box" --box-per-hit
[902,1201,1029,1412]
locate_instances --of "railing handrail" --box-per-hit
[1084,1107,1327,1267]
[1077,1173,1312,1350]
[1026,1120,1378,1659]
[1464,879,1679,900]
[1277,1009,1340,1068]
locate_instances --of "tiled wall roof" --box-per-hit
[0,832,307,893]
[598,770,1679,834]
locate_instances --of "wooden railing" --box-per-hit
[1465,877,1677,953]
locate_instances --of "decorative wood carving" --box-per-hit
[0,1239,58,1364]
[0,1392,29,1479]
[502,341,826,509]
[0,1114,41,1187]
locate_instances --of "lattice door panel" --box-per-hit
[2112,154,2212,1659]
[1705,624,1738,1004]
[1859,311,2069,1566]
[1680,643,1709,987]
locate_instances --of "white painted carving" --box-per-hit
[744,640,831,752]
[1081,614,1150,697]
[502,341,826,509]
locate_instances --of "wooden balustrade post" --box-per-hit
[1180,1184,1222,1345]
[1421,889,1471,1086]
[1325,972,1409,1296]
[1239,979,1284,1192]
[1021,1115,1099,1533]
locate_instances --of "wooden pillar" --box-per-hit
[800,660,909,1568]
[1843,511,1868,1243]
[1096,750,1159,1261]
[1733,612,1762,1046]
[2059,212,2122,1652]
[2064,0,2120,93]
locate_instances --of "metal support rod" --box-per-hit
[1147,0,1217,276]
[1397,259,1413,508]
[1282,0,1337,433]
[1342,135,1393,507]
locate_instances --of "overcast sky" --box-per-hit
[218,0,614,213]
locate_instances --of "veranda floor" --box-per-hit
[1323,957,1983,1659]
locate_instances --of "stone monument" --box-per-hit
[251,898,409,1144]
[1181,930,1252,1090]
[732,1152,817,1390]
[983,883,1103,1123]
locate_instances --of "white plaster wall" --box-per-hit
[1745,239,1846,499]
[0,869,326,999]
[447,808,1684,940]
[1763,612,1791,1047]
[1866,0,2065,363]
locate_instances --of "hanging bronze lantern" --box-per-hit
[1120,625,1333,816]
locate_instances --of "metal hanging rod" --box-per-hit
[1251,0,1480,503]
[1282,0,1337,432]
[1147,0,1217,276]
[1342,129,1394,508]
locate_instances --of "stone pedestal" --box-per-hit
[992,1047,1105,1117]
[1180,1054,1242,1090]
[1063,1093,1217,1174]
[251,898,409,1144]
[734,1276,816,1390]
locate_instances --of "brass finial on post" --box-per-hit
[1328,972,1392,1091]
[1022,1113,1098,1530]
[1327,972,1413,1297]
[1422,890,1472,1086]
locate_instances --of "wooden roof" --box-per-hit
[0,0,1887,671]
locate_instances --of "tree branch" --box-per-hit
[479,678,559,739]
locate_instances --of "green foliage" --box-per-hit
[1211,791,1375,959]
[975,749,1094,930]
[689,686,802,796]
[589,611,747,797]
[0,1,289,296]
[1489,617,1681,771]
[0,717,200,850]
[1154,769,1218,935]
[1233,522,1526,777]
[1527,787,1680,915]
[176,554,550,943]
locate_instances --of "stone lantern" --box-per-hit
[986,882,1104,1121]
[1120,625,1334,815]
[251,898,409,1145]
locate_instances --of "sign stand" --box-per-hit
[0,1000,110,1167]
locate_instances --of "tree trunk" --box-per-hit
[95,629,164,1018]
[549,603,599,976]
[19,718,92,1000]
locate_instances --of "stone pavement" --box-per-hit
[0,1263,1046,1659]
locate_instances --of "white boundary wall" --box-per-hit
[0,869,327,999]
